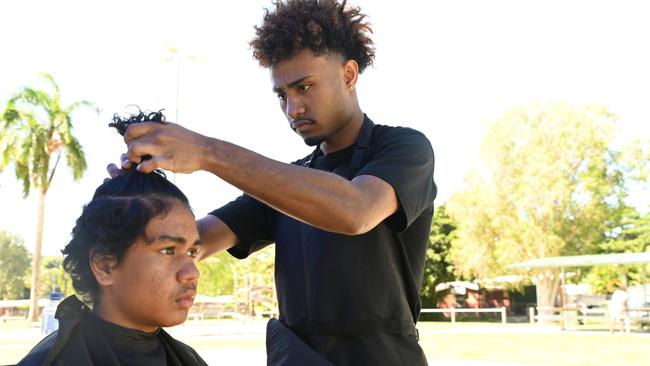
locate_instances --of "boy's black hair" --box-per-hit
[62,109,190,306]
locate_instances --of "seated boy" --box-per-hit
[18,111,207,366]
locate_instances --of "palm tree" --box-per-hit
[0,73,98,321]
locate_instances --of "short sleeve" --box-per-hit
[210,194,277,259]
[354,128,436,232]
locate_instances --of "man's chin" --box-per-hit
[303,135,325,147]
[159,311,189,328]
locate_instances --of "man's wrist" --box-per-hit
[198,136,222,172]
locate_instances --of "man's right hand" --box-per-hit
[124,121,212,174]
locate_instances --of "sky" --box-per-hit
[1,0,649,256]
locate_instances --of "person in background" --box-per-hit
[609,284,629,333]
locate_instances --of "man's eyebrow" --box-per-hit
[273,76,312,94]
[157,235,203,246]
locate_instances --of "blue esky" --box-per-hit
[1,0,649,255]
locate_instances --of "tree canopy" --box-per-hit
[447,103,632,305]
[0,230,31,300]
[1,73,94,195]
[420,204,457,307]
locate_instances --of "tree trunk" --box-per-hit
[535,270,560,324]
[27,187,46,322]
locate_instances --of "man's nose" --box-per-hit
[177,261,200,283]
[286,95,305,121]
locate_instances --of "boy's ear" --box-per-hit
[89,249,118,286]
[343,58,359,90]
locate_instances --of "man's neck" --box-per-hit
[93,302,159,333]
[320,108,365,155]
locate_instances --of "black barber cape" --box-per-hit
[17,295,207,366]
[214,116,436,366]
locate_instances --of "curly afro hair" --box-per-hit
[250,0,375,72]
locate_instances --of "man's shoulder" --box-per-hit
[17,296,92,366]
[371,123,431,147]
[290,151,316,166]
[159,329,208,366]
[16,332,58,366]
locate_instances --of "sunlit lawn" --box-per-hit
[417,322,649,366]
[1,320,648,365]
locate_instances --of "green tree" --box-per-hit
[0,73,98,321]
[197,252,236,296]
[620,137,650,183]
[586,209,650,293]
[0,230,31,300]
[23,255,72,299]
[39,256,70,297]
[198,246,277,315]
[420,204,457,307]
[231,246,276,316]
[448,103,629,308]
[600,209,650,253]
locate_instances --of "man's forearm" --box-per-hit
[200,138,396,235]
[196,215,237,260]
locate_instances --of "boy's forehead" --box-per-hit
[142,206,199,242]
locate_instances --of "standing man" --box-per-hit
[116,1,436,364]
[609,284,629,333]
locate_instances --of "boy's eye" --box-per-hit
[299,84,311,92]
[160,247,176,256]
[187,247,200,258]
[276,92,286,102]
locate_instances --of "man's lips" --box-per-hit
[175,290,196,308]
[291,119,314,133]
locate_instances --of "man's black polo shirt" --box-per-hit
[211,116,436,365]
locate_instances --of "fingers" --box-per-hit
[135,156,168,173]
[120,153,134,170]
[124,123,167,167]
[122,120,200,174]
[125,139,164,167]
[124,121,168,143]
[106,163,122,178]
[124,122,178,143]
[126,140,168,173]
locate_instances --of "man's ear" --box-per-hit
[343,59,359,91]
[89,249,118,286]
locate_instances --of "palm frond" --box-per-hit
[65,100,100,115]
[0,129,19,170]
[10,88,52,111]
[63,135,87,180]
[1,74,96,195]
[2,104,25,128]
[38,73,60,99]
[14,160,31,197]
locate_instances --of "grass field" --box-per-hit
[1,320,648,365]
[417,323,649,366]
